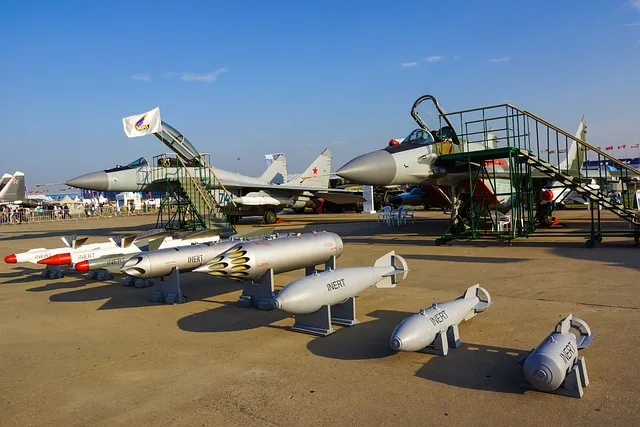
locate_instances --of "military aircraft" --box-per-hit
[65,122,363,224]
[0,171,52,207]
[336,95,587,231]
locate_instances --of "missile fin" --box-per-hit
[147,237,167,251]
[120,235,137,248]
[73,236,90,249]
[230,227,275,239]
[374,252,409,288]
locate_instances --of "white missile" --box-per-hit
[4,235,99,265]
[274,251,408,314]
[390,284,491,355]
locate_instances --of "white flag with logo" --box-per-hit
[122,107,162,138]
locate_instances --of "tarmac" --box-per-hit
[0,210,638,426]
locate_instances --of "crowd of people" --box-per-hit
[0,201,157,225]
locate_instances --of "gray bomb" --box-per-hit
[192,231,343,280]
[121,239,248,279]
[390,284,491,354]
[522,314,594,395]
[274,251,408,314]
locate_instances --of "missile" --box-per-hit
[4,235,96,265]
[273,251,407,314]
[75,253,136,272]
[390,284,491,354]
[192,231,344,280]
[521,314,594,397]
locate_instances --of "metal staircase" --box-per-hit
[149,121,237,234]
[414,96,640,246]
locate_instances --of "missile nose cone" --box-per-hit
[336,150,397,185]
[121,255,149,278]
[390,336,403,351]
[4,254,16,264]
[75,261,89,271]
[38,253,71,265]
[65,171,109,191]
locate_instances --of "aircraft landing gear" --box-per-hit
[263,209,278,224]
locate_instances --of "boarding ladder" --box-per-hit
[150,121,237,233]
[413,95,640,246]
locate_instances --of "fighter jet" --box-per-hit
[336,95,587,230]
[0,171,50,208]
[65,122,363,224]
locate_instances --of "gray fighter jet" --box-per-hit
[336,95,587,229]
[0,171,51,208]
[66,122,364,224]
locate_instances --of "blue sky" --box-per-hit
[1,0,640,189]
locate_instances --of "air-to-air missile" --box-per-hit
[37,228,224,268]
[4,235,105,266]
[274,251,408,314]
[390,284,491,355]
[520,314,594,398]
[271,251,408,336]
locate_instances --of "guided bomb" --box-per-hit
[521,314,594,398]
[274,251,407,314]
[192,231,343,281]
[390,284,491,355]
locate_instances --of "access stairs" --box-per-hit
[411,96,640,247]
[148,121,237,234]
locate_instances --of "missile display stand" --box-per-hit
[124,275,155,289]
[41,265,65,279]
[87,269,113,281]
[149,267,185,304]
[418,314,461,357]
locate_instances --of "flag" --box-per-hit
[559,148,566,153]
[549,149,556,154]
[605,146,613,150]
[618,144,626,149]
[122,107,162,138]
[632,144,639,149]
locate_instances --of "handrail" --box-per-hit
[175,156,215,212]
[440,101,640,176]
[199,157,238,208]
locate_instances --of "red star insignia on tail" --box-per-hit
[312,167,318,175]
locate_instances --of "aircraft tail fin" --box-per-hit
[0,171,26,202]
[288,148,332,188]
[260,153,287,184]
[0,173,12,192]
[374,251,409,288]
[560,116,587,174]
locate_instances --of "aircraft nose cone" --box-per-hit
[336,150,396,185]
[65,171,109,191]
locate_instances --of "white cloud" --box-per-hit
[400,62,418,67]
[424,56,443,63]
[131,73,151,81]
[163,68,229,83]
[452,56,461,60]
[624,21,640,26]
[631,0,640,10]
[488,56,511,63]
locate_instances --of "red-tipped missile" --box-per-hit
[4,254,17,263]
[75,260,90,271]
[38,253,72,266]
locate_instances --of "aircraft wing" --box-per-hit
[223,182,366,203]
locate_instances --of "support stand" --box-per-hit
[41,265,65,279]
[290,296,360,337]
[418,325,461,356]
[237,268,276,310]
[150,267,185,304]
[87,269,113,281]
[123,275,154,288]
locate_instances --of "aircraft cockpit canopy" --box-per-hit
[402,129,436,145]
[104,157,148,173]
